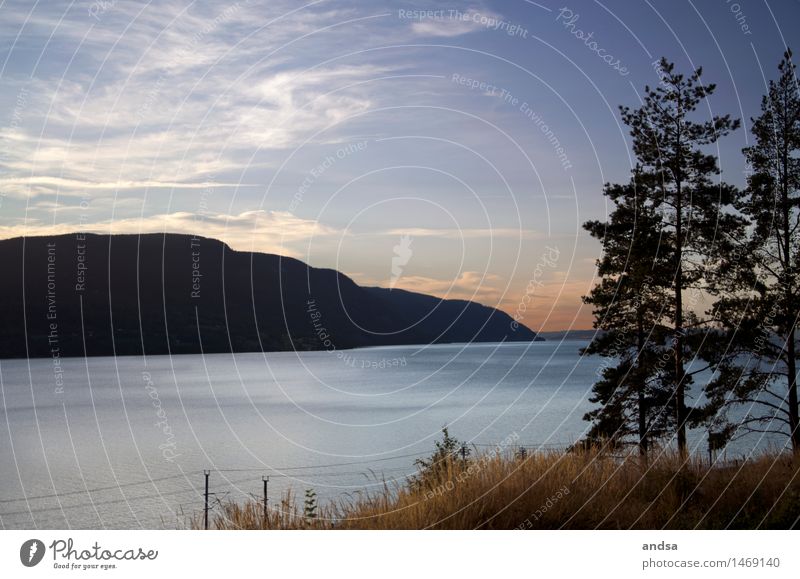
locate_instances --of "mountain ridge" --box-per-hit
[0,233,539,359]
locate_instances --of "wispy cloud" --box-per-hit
[408,8,501,38]
[356,270,505,305]
[0,176,247,194]
[384,227,541,239]
[0,1,404,201]
[0,210,340,257]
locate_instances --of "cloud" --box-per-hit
[234,64,384,149]
[0,2,399,201]
[0,176,247,195]
[408,8,507,38]
[358,270,505,305]
[501,273,596,332]
[0,210,340,258]
[384,227,540,239]
[410,10,491,38]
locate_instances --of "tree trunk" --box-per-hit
[675,182,687,456]
[637,315,648,457]
[780,124,799,453]
[787,330,799,453]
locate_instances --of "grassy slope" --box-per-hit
[195,449,800,530]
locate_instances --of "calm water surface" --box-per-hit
[0,340,759,529]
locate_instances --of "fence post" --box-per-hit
[203,470,210,530]
[268,476,269,529]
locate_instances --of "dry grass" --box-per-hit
[193,448,800,530]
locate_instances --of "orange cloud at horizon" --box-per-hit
[497,273,596,333]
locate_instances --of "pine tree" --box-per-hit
[703,50,800,452]
[582,170,675,454]
[618,58,742,455]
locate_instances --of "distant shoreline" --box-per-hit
[534,330,598,341]
[2,339,557,363]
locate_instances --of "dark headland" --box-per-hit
[0,233,539,359]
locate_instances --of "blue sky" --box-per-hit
[0,0,797,330]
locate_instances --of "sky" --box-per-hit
[0,0,797,332]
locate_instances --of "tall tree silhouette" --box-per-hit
[616,58,742,455]
[582,170,674,454]
[704,50,800,452]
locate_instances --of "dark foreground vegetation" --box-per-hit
[193,443,800,530]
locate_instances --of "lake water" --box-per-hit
[0,340,767,529]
